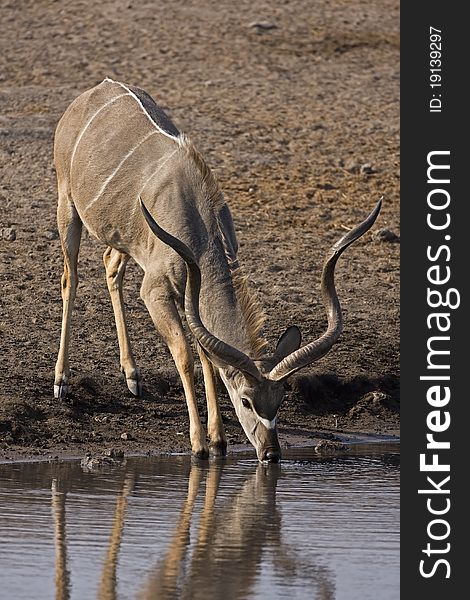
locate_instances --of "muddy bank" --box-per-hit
[0,368,399,462]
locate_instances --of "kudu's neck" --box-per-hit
[198,251,262,358]
[144,146,266,359]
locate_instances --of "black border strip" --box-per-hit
[401,4,466,596]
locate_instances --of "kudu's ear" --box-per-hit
[274,326,302,363]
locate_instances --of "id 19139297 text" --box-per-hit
[429,26,442,113]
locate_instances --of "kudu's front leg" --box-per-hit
[142,281,209,458]
[197,345,227,456]
[103,247,142,397]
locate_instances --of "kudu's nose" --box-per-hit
[263,449,281,463]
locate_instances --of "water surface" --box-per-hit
[0,444,399,599]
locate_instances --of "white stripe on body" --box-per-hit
[127,147,181,225]
[70,92,130,172]
[105,77,182,144]
[87,130,158,209]
[138,147,180,197]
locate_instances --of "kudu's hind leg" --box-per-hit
[142,285,208,458]
[197,345,227,456]
[103,247,142,397]
[54,198,82,398]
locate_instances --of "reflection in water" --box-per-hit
[99,474,135,600]
[0,445,399,600]
[51,479,70,600]
[138,463,335,599]
[52,473,135,600]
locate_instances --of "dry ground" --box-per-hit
[0,0,399,460]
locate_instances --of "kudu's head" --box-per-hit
[141,199,381,463]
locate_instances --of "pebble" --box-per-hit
[341,160,376,175]
[360,163,376,175]
[0,227,16,241]
[373,228,400,243]
[80,448,125,471]
[45,229,59,240]
[315,439,349,454]
[248,21,278,31]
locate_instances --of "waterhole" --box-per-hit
[0,443,399,599]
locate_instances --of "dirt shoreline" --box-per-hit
[0,0,399,463]
[0,430,400,465]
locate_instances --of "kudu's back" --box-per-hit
[54,78,225,269]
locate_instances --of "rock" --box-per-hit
[80,448,126,471]
[315,439,349,454]
[45,229,59,240]
[360,163,376,175]
[120,432,132,441]
[348,391,394,418]
[373,228,400,243]
[0,227,16,241]
[248,21,278,31]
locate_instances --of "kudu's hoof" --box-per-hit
[126,377,143,397]
[54,383,68,399]
[209,440,227,457]
[192,447,210,460]
[261,448,281,463]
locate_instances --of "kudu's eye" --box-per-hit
[241,397,252,410]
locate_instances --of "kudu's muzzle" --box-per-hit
[258,423,282,463]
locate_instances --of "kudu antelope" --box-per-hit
[54,78,381,462]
